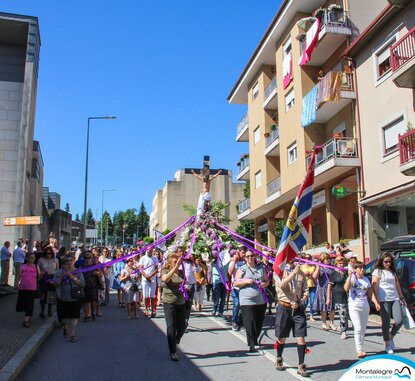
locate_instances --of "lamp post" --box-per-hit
[101,189,115,247]
[83,116,116,245]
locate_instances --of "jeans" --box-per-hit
[212,282,226,314]
[380,300,403,341]
[206,283,213,301]
[163,303,186,354]
[240,304,267,347]
[348,301,369,353]
[231,288,243,325]
[304,287,316,315]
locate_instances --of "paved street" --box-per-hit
[18,295,415,381]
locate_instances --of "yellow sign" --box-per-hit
[3,216,42,226]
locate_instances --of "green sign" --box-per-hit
[332,184,349,199]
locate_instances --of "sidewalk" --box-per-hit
[0,290,56,381]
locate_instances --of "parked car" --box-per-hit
[365,250,415,319]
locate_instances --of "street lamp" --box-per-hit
[101,189,115,246]
[83,116,116,245]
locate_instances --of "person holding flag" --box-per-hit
[272,147,320,378]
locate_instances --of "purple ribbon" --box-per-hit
[184,218,198,259]
[296,257,347,272]
[215,223,275,263]
[179,281,190,301]
[216,223,277,253]
[214,234,230,291]
[256,280,269,304]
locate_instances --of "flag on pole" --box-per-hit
[273,150,318,279]
[154,230,167,252]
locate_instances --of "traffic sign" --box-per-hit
[3,216,42,226]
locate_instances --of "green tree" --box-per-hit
[65,202,70,213]
[243,181,250,198]
[112,211,124,244]
[124,208,138,242]
[136,202,149,239]
[97,211,114,244]
[75,213,80,222]
[236,220,255,241]
[81,208,95,226]
[275,220,285,247]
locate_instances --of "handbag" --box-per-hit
[46,290,57,305]
[70,280,85,299]
[401,305,415,330]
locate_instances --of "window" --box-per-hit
[252,82,259,100]
[254,126,260,144]
[255,171,262,188]
[285,89,295,112]
[288,143,297,164]
[373,34,397,83]
[376,46,392,78]
[382,116,405,155]
[283,38,292,56]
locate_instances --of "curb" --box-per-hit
[0,315,56,381]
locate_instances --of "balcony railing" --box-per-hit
[237,113,249,136]
[391,26,415,72]
[264,77,277,100]
[307,137,359,167]
[399,129,415,165]
[238,198,251,214]
[267,177,281,197]
[266,126,279,147]
[300,9,349,55]
[238,157,250,173]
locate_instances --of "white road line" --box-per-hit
[204,314,312,381]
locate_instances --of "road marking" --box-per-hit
[204,314,313,381]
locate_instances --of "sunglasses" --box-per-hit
[85,257,92,260]
[383,260,391,264]
[245,255,255,258]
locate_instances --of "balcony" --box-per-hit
[299,9,352,66]
[237,198,251,219]
[236,113,249,142]
[391,26,415,88]
[236,157,250,181]
[302,71,356,127]
[307,137,360,183]
[264,126,280,156]
[263,76,278,109]
[399,129,415,175]
[265,176,281,204]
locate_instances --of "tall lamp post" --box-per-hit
[83,116,116,245]
[101,189,115,247]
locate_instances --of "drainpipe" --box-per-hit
[350,59,367,263]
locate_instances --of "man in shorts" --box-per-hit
[274,259,310,377]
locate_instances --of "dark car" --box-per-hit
[365,254,415,319]
[380,235,415,253]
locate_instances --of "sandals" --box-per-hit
[70,336,78,343]
[84,316,91,322]
[357,352,366,358]
[329,323,336,331]
[170,353,179,362]
[23,321,31,328]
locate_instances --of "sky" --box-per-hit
[2,0,281,219]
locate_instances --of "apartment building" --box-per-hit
[149,168,244,236]
[228,0,388,258]
[343,0,415,259]
[0,13,41,246]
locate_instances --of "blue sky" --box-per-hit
[2,0,281,219]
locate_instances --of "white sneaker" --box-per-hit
[341,332,347,340]
[385,345,394,354]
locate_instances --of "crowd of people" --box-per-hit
[2,234,409,378]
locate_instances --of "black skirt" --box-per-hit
[60,299,82,319]
[16,290,36,315]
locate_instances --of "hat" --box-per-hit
[345,252,357,259]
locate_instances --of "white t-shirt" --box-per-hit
[372,269,399,302]
[138,255,158,279]
[348,275,371,307]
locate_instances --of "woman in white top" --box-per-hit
[344,262,378,358]
[371,252,406,354]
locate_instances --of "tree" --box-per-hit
[97,211,114,244]
[275,220,285,247]
[112,211,124,244]
[136,202,149,240]
[82,208,95,226]
[236,220,255,241]
[75,213,80,222]
[65,203,70,213]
